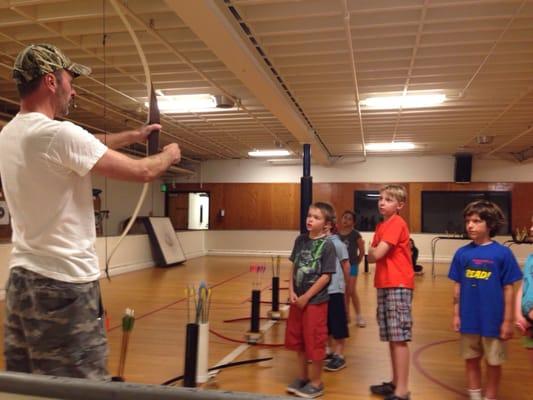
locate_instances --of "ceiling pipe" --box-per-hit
[458,0,527,99]
[341,0,366,160]
[457,0,528,155]
[165,0,330,165]
[486,125,533,157]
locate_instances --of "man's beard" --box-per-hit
[55,88,71,117]
[55,99,71,117]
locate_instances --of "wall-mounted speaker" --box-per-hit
[454,153,472,183]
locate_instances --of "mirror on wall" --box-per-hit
[167,191,210,231]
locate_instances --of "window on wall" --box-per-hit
[421,191,511,235]
[354,190,382,232]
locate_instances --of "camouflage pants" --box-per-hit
[4,267,108,379]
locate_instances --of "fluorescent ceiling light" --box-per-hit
[360,94,446,109]
[248,150,291,157]
[366,142,415,151]
[267,158,301,165]
[145,94,218,112]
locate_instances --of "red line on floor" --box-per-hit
[108,270,249,332]
[412,338,467,398]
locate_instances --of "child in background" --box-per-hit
[449,200,522,400]
[515,215,533,367]
[324,215,350,371]
[285,202,337,398]
[338,210,366,327]
[368,185,414,400]
[408,238,424,275]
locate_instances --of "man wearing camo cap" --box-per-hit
[0,43,181,379]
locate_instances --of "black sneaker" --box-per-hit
[324,355,346,371]
[370,381,395,396]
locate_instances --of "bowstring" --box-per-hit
[102,0,110,281]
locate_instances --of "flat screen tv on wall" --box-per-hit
[421,191,511,235]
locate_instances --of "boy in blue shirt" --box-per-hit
[324,219,350,372]
[448,200,522,400]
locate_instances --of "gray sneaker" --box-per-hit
[286,378,310,394]
[293,382,324,398]
[324,354,346,371]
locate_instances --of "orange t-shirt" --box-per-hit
[372,214,414,289]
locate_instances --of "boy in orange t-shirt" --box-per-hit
[368,184,414,400]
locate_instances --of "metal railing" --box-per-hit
[0,372,291,400]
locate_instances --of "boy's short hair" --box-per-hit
[311,202,336,227]
[342,210,356,220]
[379,184,407,203]
[463,200,505,237]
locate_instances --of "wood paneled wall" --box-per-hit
[169,182,532,232]
[0,181,529,241]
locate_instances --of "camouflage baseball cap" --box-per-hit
[12,43,91,84]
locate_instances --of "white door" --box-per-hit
[188,193,209,230]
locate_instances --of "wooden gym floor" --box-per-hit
[0,255,531,399]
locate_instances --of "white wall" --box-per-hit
[170,155,533,184]
[0,230,206,300]
[474,159,533,181]
[92,176,166,236]
[206,230,297,257]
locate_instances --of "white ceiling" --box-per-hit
[1,0,533,165]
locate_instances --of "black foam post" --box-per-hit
[303,143,311,177]
[271,277,280,312]
[300,144,312,234]
[251,289,261,333]
[147,85,160,156]
[183,323,199,388]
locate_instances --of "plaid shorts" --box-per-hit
[376,288,413,342]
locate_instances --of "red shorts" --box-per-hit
[284,302,328,361]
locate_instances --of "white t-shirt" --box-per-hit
[0,112,108,282]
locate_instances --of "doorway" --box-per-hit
[167,191,210,230]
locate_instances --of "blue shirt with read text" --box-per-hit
[448,241,522,338]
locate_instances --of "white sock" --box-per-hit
[468,388,482,400]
